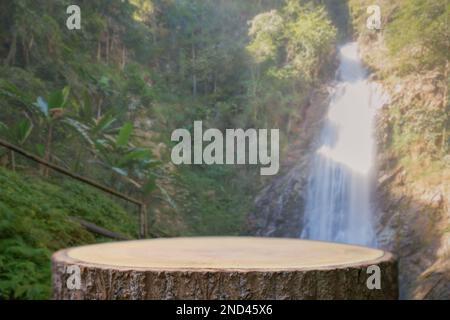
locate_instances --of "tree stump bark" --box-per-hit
[52,237,398,300]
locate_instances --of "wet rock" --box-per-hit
[247,88,330,237]
[247,161,308,237]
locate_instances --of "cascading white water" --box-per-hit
[301,42,388,247]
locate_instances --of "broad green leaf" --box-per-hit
[116,122,133,147]
[16,119,33,145]
[93,113,116,136]
[48,91,63,109]
[61,87,70,108]
[47,87,70,110]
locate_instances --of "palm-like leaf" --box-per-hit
[115,122,133,147]
[0,119,33,146]
[15,119,34,145]
[0,81,32,106]
[64,118,93,145]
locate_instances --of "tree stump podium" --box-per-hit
[52,237,398,299]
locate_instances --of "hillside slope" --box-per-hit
[0,167,137,299]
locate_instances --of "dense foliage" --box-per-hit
[1,0,445,301]
[0,167,137,299]
[349,0,449,179]
[0,0,339,299]
[0,0,338,231]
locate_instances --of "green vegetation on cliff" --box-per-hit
[350,0,449,180]
[349,0,449,299]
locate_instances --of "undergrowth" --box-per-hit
[0,167,137,299]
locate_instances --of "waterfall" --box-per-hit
[301,42,387,247]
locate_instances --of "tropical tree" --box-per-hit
[90,122,159,193]
[31,87,71,176]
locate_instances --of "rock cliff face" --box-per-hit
[373,73,450,299]
[374,170,449,299]
[359,34,450,299]
[246,87,330,237]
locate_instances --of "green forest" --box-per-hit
[0,0,448,299]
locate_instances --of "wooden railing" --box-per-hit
[0,138,147,239]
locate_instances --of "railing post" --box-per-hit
[139,204,147,239]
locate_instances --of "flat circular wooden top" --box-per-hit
[58,237,387,271]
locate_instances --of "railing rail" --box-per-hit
[0,138,147,238]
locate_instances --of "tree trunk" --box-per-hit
[10,150,15,171]
[4,31,17,66]
[52,237,398,300]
